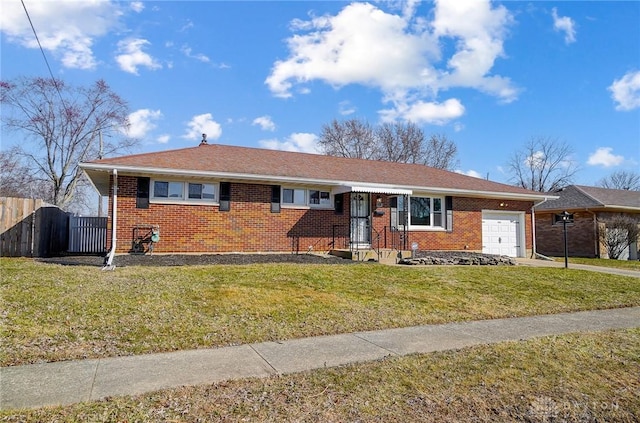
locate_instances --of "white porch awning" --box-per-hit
[333,185,413,195]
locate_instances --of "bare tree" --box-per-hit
[597,170,640,191]
[599,215,640,259]
[318,119,378,160]
[423,133,459,170]
[1,77,136,209]
[507,136,579,192]
[375,122,424,164]
[0,147,51,199]
[319,118,459,170]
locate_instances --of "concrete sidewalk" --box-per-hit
[515,258,640,278]
[2,307,639,411]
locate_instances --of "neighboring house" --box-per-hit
[534,185,640,259]
[80,143,553,258]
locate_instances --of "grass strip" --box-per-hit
[1,329,638,422]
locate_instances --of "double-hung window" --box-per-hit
[392,195,444,230]
[409,196,443,229]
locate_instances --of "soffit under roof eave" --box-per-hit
[82,168,111,196]
[79,163,553,201]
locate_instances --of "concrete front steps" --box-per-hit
[329,249,412,264]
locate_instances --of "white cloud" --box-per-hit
[524,149,580,173]
[127,109,162,138]
[587,147,625,167]
[259,133,320,154]
[130,2,144,13]
[266,0,516,125]
[157,134,170,144]
[379,98,465,125]
[455,169,483,178]
[252,116,276,131]
[181,45,210,63]
[339,101,356,116]
[432,0,518,102]
[182,113,222,141]
[266,2,439,98]
[0,0,122,70]
[609,70,640,111]
[116,38,161,75]
[551,8,577,44]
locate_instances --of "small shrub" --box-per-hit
[599,215,640,259]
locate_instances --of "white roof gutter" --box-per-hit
[80,163,555,202]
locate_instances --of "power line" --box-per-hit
[20,0,66,106]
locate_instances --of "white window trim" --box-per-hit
[395,195,446,231]
[281,187,334,209]
[150,179,219,205]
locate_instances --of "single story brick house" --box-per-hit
[534,185,640,259]
[80,142,553,260]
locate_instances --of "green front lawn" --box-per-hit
[2,258,639,367]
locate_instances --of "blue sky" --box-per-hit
[1,0,639,186]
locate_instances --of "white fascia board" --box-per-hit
[80,163,346,186]
[79,163,555,201]
[405,185,558,202]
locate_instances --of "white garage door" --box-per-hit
[482,212,521,257]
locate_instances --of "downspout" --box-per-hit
[531,197,552,260]
[586,209,599,258]
[102,169,118,270]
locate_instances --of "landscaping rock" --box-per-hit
[399,251,516,266]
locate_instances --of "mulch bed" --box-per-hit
[36,251,514,267]
[37,253,356,267]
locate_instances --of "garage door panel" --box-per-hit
[482,213,522,257]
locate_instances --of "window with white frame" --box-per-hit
[281,187,332,208]
[188,183,216,200]
[410,196,443,228]
[309,189,331,206]
[282,188,306,205]
[392,195,444,229]
[152,180,217,203]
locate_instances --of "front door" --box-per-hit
[350,193,370,246]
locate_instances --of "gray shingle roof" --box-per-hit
[535,185,640,211]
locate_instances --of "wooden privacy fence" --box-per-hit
[0,197,69,257]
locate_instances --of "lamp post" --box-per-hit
[557,211,574,268]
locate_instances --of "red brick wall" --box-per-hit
[371,196,533,253]
[106,176,534,254]
[534,211,598,257]
[108,176,349,253]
